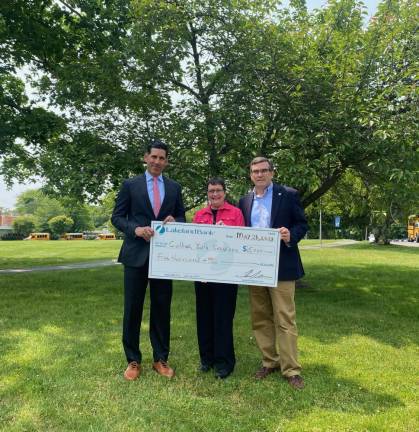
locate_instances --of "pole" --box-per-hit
[319,197,322,248]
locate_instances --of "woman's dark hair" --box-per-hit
[207,177,226,191]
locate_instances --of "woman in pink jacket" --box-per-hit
[192,177,245,379]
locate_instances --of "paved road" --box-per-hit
[0,240,360,274]
[0,259,120,274]
[390,240,419,248]
[299,239,358,250]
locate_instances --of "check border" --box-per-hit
[148,222,280,287]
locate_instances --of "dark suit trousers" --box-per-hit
[195,281,238,373]
[123,264,172,364]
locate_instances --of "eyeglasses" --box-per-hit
[251,168,271,175]
[207,189,224,194]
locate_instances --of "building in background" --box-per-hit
[0,211,16,235]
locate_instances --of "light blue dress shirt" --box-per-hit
[251,183,273,228]
[145,171,165,209]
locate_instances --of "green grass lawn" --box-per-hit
[0,240,123,269]
[0,239,340,270]
[0,244,418,431]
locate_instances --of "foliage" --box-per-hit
[47,215,74,237]
[12,214,35,236]
[306,167,419,241]
[15,188,98,232]
[89,191,116,229]
[15,189,66,232]
[0,0,417,215]
[60,198,94,232]
[0,231,25,240]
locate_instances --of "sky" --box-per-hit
[0,0,381,210]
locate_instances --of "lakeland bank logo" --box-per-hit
[155,225,215,236]
[155,225,166,234]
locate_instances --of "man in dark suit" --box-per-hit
[111,140,185,380]
[239,156,308,389]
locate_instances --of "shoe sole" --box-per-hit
[152,366,175,378]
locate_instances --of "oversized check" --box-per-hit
[148,222,280,287]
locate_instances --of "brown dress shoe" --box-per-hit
[124,361,141,381]
[255,366,280,380]
[152,360,175,378]
[286,375,305,389]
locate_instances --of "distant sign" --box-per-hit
[334,216,341,228]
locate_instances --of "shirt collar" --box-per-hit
[253,182,273,198]
[203,201,228,214]
[145,171,163,182]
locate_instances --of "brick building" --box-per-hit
[0,212,15,234]
[0,214,15,226]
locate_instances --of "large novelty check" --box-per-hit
[148,222,280,287]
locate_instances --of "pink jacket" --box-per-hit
[193,201,245,227]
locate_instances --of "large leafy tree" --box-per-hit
[1,0,417,213]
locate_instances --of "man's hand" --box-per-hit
[162,215,175,224]
[278,227,290,244]
[135,226,154,241]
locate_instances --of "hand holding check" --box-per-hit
[135,216,176,241]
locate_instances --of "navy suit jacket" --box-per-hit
[239,183,308,281]
[111,174,185,267]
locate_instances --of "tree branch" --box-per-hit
[170,78,200,100]
[301,166,345,208]
[56,0,84,18]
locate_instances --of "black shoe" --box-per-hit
[215,369,231,379]
[198,363,212,372]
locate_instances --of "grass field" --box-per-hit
[0,243,418,431]
[0,240,122,269]
[0,239,339,269]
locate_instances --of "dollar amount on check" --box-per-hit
[148,222,280,287]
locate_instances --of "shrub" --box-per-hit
[13,215,36,237]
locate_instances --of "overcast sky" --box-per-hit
[0,0,381,210]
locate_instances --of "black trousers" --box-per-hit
[123,264,172,364]
[195,281,238,373]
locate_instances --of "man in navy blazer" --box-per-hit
[111,140,185,380]
[239,156,308,389]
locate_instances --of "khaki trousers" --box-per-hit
[249,281,301,377]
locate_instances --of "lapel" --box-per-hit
[139,174,155,217]
[243,192,254,226]
[270,183,284,227]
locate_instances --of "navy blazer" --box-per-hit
[239,183,308,281]
[111,174,185,267]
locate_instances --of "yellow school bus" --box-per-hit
[407,214,419,242]
[28,233,50,240]
[97,233,116,240]
[64,233,84,240]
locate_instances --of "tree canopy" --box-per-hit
[1,0,417,218]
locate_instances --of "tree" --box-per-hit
[1,0,417,213]
[15,189,66,232]
[0,7,67,184]
[48,215,74,237]
[89,191,116,229]
[12,215,35,236]
[59,198,94,232]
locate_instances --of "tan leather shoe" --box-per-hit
[124,361,141,381]
[152,360,175,378]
